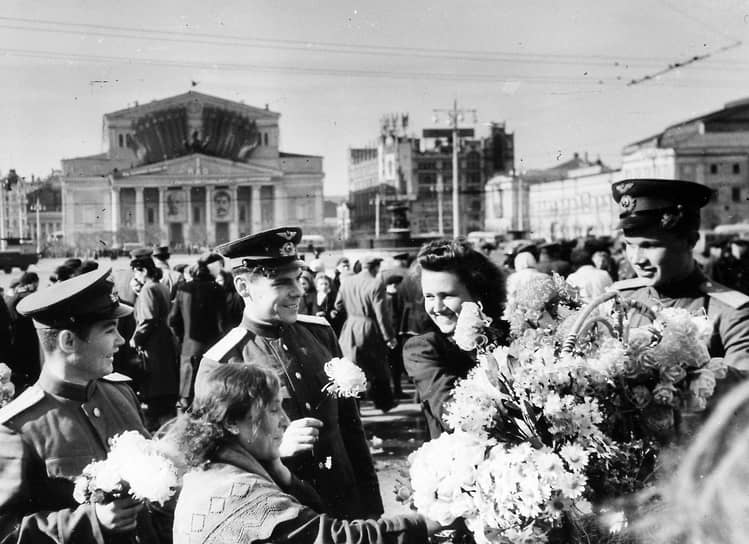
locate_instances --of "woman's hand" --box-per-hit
[266,457,293,487]
[95,497,143,533]
[279,417,323,458]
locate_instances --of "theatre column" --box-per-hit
[274,185,285,226]
[110,187,120,246]
[251,185,262,233]
[158,187,166,241]
[230,184,239,240]
[183,187,191,248]
[134,186,145,243]
[205,184,214,246]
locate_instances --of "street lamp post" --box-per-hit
[433,100,476,238]
[31,197,45,254]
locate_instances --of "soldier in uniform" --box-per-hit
[0,267,169,544]
[611,178,749,374]
[195,227,383,520]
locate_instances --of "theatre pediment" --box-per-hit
[118,154,281,179]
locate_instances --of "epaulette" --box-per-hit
[611,277,653,291]
[296,314,332,327]
[101,372,132,382]
[699,280,749,310]
[0,385,44,425]
[203,326,251,362]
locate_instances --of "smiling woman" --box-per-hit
[403,238,508,439]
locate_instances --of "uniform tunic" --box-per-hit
[614,267,749,371]
[0,371,166,544]
[196,314,383,519]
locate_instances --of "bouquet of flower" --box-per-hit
[408,281,725,544]
[73,431,178,506]
[0,363,15,409]
[322,357,368,398]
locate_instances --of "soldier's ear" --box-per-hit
[234,275,252,298]
[58,330,77,354]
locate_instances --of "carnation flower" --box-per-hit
[454,302,492,351]
[408,431,488,525]
[322,357,368,398]
[74,431,178,506]
[0,363,12,383]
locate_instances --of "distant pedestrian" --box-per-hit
[5,272,41,390]
[335,255,398,412]
[566,251,613,302]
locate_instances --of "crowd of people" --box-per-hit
[0,176,747,543]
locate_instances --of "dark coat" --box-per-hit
[168,276,227,399]
[196,314,383,519]
[335,272,394,381]
[133,280,179,402]
[5,290,41,389]
[403,330,478,439]
[0,371,168,544]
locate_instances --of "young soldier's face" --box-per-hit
[244,267,303,324]
[72,319,125,380]
[624,228,694,287]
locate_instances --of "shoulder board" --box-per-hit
[0,385,44,425]
[611,277,653,291]
[101,372,132,383]
[203,326,251,362]
[295,314,332,327]
[699,281,749,310]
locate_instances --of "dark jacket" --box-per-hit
[133,280,179,401]
[173,442,427,544]
[403,330,478,439]
[0,371,169,544]
[169,276,227,399]
[5,290,41,389]
[196,314,383,519]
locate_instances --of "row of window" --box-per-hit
[117,131,272,149]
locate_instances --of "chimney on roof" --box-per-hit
[584,151,589,162]
[265,103,269,110]
[573,152,579,160]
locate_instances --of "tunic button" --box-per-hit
[92,407,101,418]
[295,372,302,380]
[305,402,312,411]
[282,344,289,351]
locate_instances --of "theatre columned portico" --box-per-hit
[61,91,324,251]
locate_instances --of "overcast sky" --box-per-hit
[1,0,748,196]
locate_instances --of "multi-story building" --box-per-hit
[347,117,514,238]
[622,97,749,229]
[25,172,64,248]
[61,91,325,251]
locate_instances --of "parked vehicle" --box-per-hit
[0,238,39,273]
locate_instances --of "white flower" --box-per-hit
[408,431,487,525]
[0,363,12,383]
[559,443,589,473]
[323,357,368,398]
[454,302,492,351]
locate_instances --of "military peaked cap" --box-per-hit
[215,226,304,270]
[612,178,713,232]
[16,266,132,328]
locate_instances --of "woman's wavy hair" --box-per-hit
[631,379,749,543]
[173,363,280,467]
[416,238,507,324]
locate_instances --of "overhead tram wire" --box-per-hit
[2,15,748,69]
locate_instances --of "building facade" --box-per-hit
[61,91,325,251]
[347,117,514,238]
[621,97,749,229]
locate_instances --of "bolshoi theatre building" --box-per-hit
[61,91,324,251]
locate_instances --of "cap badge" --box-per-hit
[277,230,296,241]
[280,242,296,256]
[616,182,634,195]
[620,195,635,213]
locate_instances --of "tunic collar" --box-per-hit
[241,313,284,339]
[38,370,95,402]
[654,265,705,300]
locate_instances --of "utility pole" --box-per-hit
[374,192,381,239]
[436,173,444,236]
[432,99,476,238]
[32,196,44,254]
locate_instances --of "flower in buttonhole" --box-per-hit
[0,363,11,383]
[322,357,368,398]
[454,301,492,352]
